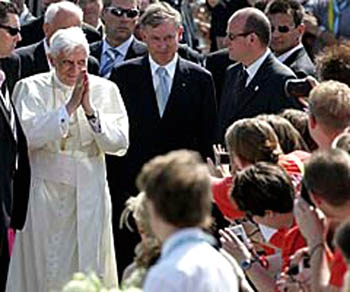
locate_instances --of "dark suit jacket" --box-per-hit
[218,53,303,142]
[0,56,31,290]
[15,41,100,79]
[283,46,316,78]
[108,55,217,197]
[205,48,235,104]
[17,16,102,48]
[90,38,204,71]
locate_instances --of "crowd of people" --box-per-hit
[1,0,350,290]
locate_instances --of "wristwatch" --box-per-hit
[240,257,259,271]
[241,255,269,271]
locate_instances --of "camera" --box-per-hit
[219,153,230,164]
[285,78,313,98]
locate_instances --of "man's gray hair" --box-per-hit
[49,27,90,57]
[139,2,182,28]
[44,1,83,24]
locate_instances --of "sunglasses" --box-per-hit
[0,24,20,36]
[271,25,295,33]
[227,31,253,41]
[107,6,139,18]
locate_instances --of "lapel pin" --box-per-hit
[254,86,259,91]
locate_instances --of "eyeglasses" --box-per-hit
[227,31,253,41]
[271,25,295,33]
[106,6,139,18]
[0,24,20,36]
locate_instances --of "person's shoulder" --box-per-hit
[20,71,51,84]
[15,41,41,56]
[178,43,204,65]
[89,40,103,50]
[116,56,145,71]
[179,57,211,76]
[267,54,296,78]
[206,48,229,60]
[89,73,116,87]
[20,16,42,31]
[225,62,242,74]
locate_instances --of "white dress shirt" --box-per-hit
[277,43,304,63]
[149,53,178,94]
[245,48,271,87]
[100,35,134,78]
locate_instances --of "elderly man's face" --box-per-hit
[268,12,303,56]
[51,47,87,86]
[142,20,183,65]
[0,13,21,58]
[103,0,138,45]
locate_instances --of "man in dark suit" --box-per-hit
[16,0,101,48]
[219,7,303,142]
[90,0,147,78]
[15,1,99,78]
[265,0,316,78]
[0,2,30,290]
[109,1,217,277]
[90,0,203,78]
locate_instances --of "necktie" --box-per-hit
[100,48,120,78]
[155,67,170,117]
[238,67,249,90]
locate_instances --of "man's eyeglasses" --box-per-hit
[271,25,295,34]
[0,24,20,36]
[227,31,253,41]
[106,7,139,18]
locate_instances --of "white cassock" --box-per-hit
[6,70,129,292]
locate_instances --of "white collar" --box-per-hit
[149,53,178,80]
[277,43,304,63]
[52,70,74,92]
[245,48,271,84]
[102,35,134,58]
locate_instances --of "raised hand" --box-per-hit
[66,70,87,116]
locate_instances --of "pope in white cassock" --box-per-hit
[6,27,129,292]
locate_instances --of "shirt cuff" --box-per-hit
[86,110,102,133]
[59,106,70,137]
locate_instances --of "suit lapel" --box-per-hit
[125,38,147,60]
[140,56,160,120]
[162,58,188,118]
[283,47,304,67]
[230,54,273,118]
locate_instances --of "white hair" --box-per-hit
[49,27,90,57]
[44,1,83,24]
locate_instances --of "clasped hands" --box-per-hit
[66,69,93,116]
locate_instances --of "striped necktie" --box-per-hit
[100,47,120,78]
